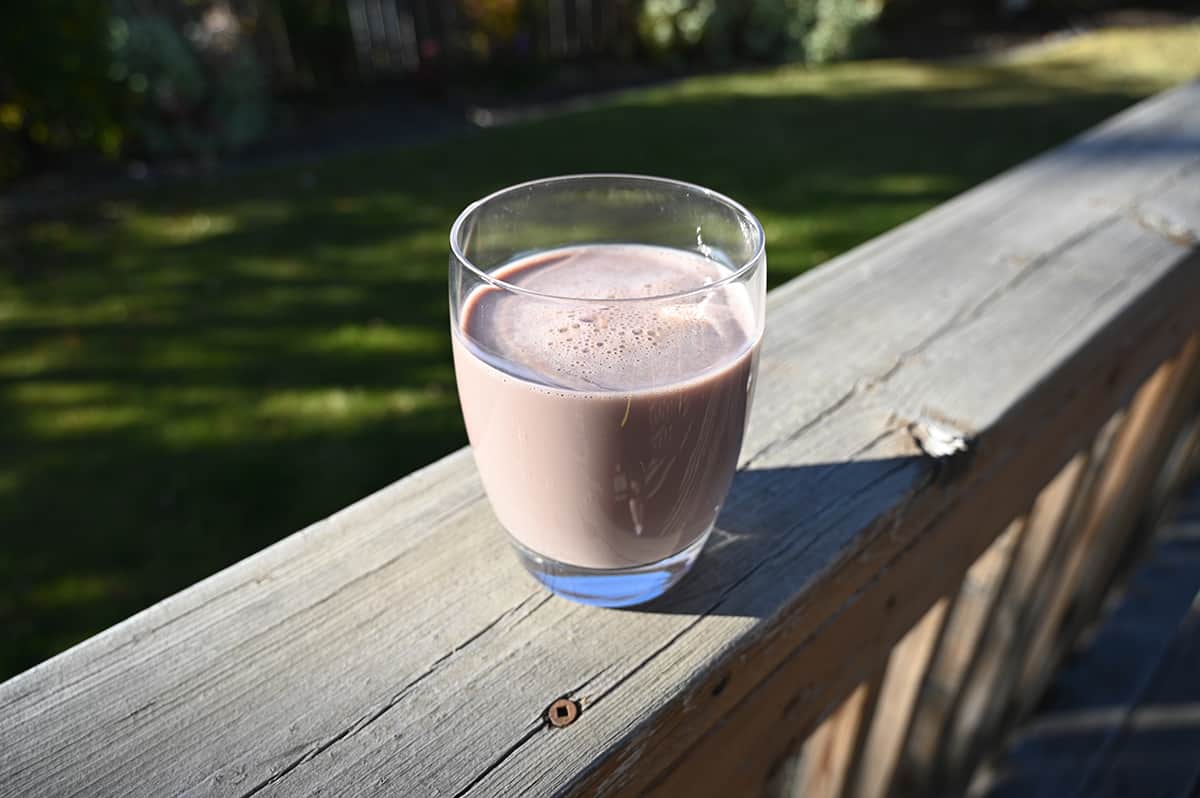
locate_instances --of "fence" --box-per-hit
[122,0,636,90]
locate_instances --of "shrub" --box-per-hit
[110,8,269,158]
[638,0,720,56]
[0,0,128,179]
[743,0,813,59]
[637,0,879,64]
[806,0,880,64]
[0,2,270,181]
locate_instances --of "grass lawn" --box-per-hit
[3,25,1199,679]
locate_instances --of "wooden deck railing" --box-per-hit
[3,83,1199,798]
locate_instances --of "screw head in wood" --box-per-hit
[547,698,579,728]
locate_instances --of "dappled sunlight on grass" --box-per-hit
[22,403,147,438]
[1008,24,1200,88]
[2,24,1198,678]
[121,211,240,245]
[632,24,1199,111]
[257,387,454,430]
[305,322,444,355]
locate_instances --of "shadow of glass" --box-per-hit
[632,456,924,618]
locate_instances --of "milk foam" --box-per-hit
[460,244,758,392]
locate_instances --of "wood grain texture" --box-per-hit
[899,520,1027,793]
[939,456,1092,781]
[2,83,1199,798]
[1153,411,1200,515]
[971,414,1129,743]
[790,673,883,798]
[1016,335,1200,713]
[848,598,952,798]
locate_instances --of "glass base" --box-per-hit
[509,528,711,608]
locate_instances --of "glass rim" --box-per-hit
[449,173,766,304]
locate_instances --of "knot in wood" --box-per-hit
[546,698,580,728]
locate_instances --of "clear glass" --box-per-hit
[449,174,766,607]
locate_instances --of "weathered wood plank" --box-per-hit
[898,520,1027,793]
[1016,334,1200,713]
[1154,411,1200,512]
[790,673,883,798]
[967,419,1126,750]
[938,455,1093,783]
[1,83,1199,798]
[848,597,953,798]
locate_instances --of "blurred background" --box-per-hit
[2,0,1198,680]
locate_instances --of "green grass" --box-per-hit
[2,25,1198,679]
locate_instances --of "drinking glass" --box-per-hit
[450,175,766,607]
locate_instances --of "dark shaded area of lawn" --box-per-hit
[2,29,1197,678]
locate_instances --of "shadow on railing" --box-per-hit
[632,459,923,619]
[778,338,1200,798]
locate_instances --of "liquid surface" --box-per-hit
[453,244,761,569]
[461,244,757,392]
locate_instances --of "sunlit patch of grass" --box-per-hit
[221,284,374,315]
[634,25,1200,108]
[1008,24,1200,87]
[3,383,255,436]
[3,381,115,405]
[327,232,447,270]
[227,257,321,281]
[257,387,451,428]
[0,292,166,328]
[22,404,147,438]
[653,58,981,101]
[306,323,444,355]
[121,211,239,245]
[867,173,962,195]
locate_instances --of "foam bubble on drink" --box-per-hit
[461,244,757,392]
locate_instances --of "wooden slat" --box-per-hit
[1,84,1199,798]
[789,672,884,798]
[936,455,1093,783]
[1016,334,1200,712]
[1150,410,1200,522]
[975,416,1127,748]
[847,598,953,798]
[897,520,1027,794]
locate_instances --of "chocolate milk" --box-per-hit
[452,244,760,569]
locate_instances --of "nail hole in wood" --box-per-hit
[547,697,579,728]
[711,674,730,697]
